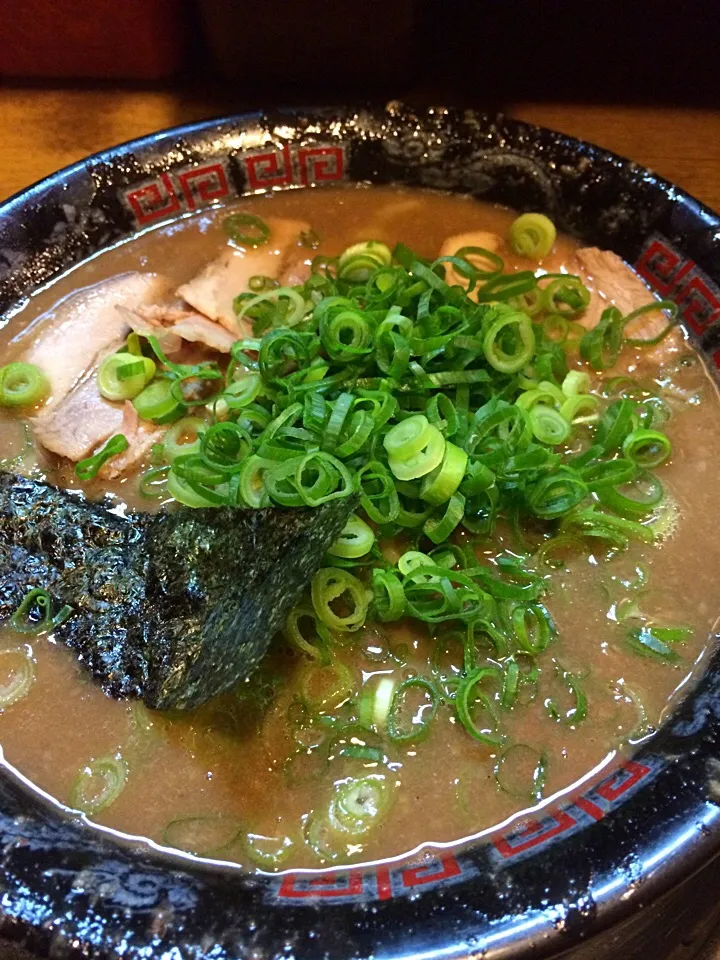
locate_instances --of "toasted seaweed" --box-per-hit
[0,473,356,710]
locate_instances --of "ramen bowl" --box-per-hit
[1,101,720,960]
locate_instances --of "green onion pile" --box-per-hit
[106,216,686,715]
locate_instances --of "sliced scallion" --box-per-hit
[69,756,128,815]
[509,213,557,259]
[0,647,35,708]
[0,362,50,407]
[75,434,129,481]
[495,744,547,800]
[97,352,155,401]
[224,212,270,247]
[387,677,439,743]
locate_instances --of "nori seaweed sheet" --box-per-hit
[0,473,355,710]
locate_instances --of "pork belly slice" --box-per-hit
[177,217,310,335]
[574,247,684,365]
[21,272,172,409]
[32,374,125,462]
[119,303,236,354]
[99,403,164,480]
[33,372,164,475]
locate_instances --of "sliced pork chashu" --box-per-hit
[177,217,310,335]
[22,272,171,410]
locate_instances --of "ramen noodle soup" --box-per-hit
[0,185,717,871]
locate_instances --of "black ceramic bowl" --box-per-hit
[2,102,720,960]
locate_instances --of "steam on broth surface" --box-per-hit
[0,185,717,871]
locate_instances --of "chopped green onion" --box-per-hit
[483,310,535,373]
[167,467,223,507]
[358,676,396,732]
[477,271,537,303]
[248,274,278,292]
[560,394,599,424]
[622,428,672,468]
[244,832,294,869]
[358,460,400,524]
[580,457,637,490]
[580,306,624,370]
[97,352,155,401]
[545,668,588,725]
[133,379,186,424]
[303,814,343,862]
[0,647,36,707]
[626,624,691,661]
[623,300,678,346]
[235,287,306,334]
[596,398,636,453]
[317,300,373,361]
[311,568,371,632]
[0,362,50,407]
[597,471,664,518]
[387,677,439,743]
[562,370,591,396]
[383,414,432,460]
[420,441,468,505]
[500,658,520,708]
[561,505,655,546]
[223,212,271,247]
[528,469,588,518]
[163,815,242,856]
[162,417,205,462]
[529,405,571,445]
[300,662,354,710]
[138,465,170,499]
[508,603,555,654]
[541,275,591,318]
[69,756,128,815]
[453,245,504,280]
[423,491,466,543]
[455,668,504,745]
[495,744,547,800]
[329,775,392,835]
[126,332,143,356]
[294,451,354,506]
[509,213,556,259]
[10,587,72,634]
[338,241,392,282]
[388,425,445,480]
[75,434,129,481]
[328,514,375,558]
[541,313,570,345]
[237,454,272,508]
[371,569,406,621]
[284,605,332,663]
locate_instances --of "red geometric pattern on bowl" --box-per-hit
[243,142,347,191]
[491,758,657,862]
[121,144,347,227]
[635,234,720,342]
[274,853,463,904]
[122,160,233,226]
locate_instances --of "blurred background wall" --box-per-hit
[0,0,717,106]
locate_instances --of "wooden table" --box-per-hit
[1,86,720,212]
